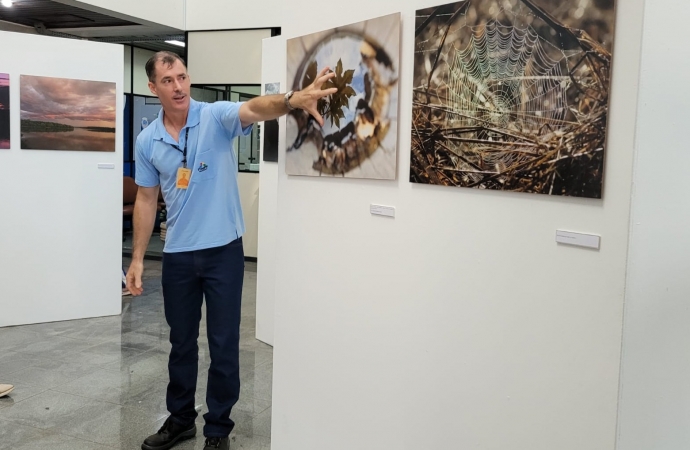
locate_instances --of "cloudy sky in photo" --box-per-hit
[20,75,115,127]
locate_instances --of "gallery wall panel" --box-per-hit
[617,0,690,447]
[132,47,155,96]
[0,31,123,327]
[255,35,285,346]
[186,0,282,31]
[124,45,132,93]
[187,29,272,85]
[269,1,646,450]
[237,172,260,259]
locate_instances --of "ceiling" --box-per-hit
[0,0,136,28]
[0,0,185,54]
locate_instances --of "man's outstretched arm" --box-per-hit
[238,66,337,128]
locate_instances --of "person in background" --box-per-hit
[0,384,13,398]
[126,51,336,450]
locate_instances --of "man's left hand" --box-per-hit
[290,67,338,127]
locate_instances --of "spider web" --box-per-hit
[450,20,567,129]
[437,8,574,170]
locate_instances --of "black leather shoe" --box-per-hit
[204,437,229,449]
[141,417,196,450]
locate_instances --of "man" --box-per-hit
[126,51,336,450]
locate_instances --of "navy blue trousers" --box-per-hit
[161,238,244,438]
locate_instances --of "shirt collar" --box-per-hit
[154,99,201,143]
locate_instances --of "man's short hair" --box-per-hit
[145,51,187,83]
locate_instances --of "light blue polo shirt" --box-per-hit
[134,99,252,253]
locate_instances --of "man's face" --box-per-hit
[148,59,191,115]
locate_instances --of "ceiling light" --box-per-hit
[1,0,13,7]
[165,40,185,47]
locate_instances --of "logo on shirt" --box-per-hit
[198,162,208,173]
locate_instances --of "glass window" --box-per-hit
[191,84,261,173]
[132,95,162,159]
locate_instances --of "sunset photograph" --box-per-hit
[0,73,9,149]
[20,75,116,152]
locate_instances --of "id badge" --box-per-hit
[176,167,192,189]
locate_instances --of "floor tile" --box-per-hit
[8,360,99,391]
[0,390,97,430]
[0,352,42,378]
[53,368,163,406]
[231,410,264,438]
[58,344,149,367]
[251,407,272,438]
[60,321,124,343]
[53,401,161,447]
[116,331,167,352]
[0,417,44,448]
[16,318,95,338]
[0,382,48,408]
[120,379,172,417]
[0,419,112,450]
[0,329,45,353]
[242,363,273,402]
[103,347,172,378]
[17,336,97,361]
[234,395,272,418]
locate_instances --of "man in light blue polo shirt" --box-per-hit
[126,51,336,450]
[135,95,248,253]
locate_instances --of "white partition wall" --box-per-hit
[0,31,123,327]
[237,172,260,259]
[187,29,273,85]
[124,45,132,93]
[186,1,282,30]
[255,36,285,346]
[132,47,155,96]
[265,2,646,450]
[616,0,690,448]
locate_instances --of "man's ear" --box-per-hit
[148,81,157,96]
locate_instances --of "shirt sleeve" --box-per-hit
[134,139,160,188]
[213,101,253,140]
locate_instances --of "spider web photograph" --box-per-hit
[286,13,400,180]
[411,0,616,198]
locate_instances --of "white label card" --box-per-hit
[370,204,395,218]
[555,230,601,250]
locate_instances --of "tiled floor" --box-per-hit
[0,259,272,450]
[123,231,165,259]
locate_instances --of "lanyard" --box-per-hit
[171,128,190,168]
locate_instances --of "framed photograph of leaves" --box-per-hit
[286,13,400,179]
